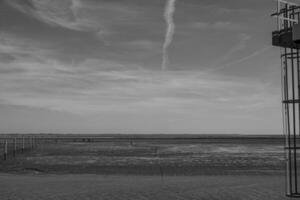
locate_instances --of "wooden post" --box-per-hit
[30,137,32,150]
[22,137,25,153]
[13,138,17,157]
[4,140,7,160]
[35,137,38,148]
[32,137,35,149]
[34,137,39,149]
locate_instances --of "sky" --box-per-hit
[0,0,283,134]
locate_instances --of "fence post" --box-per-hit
[4,140,7,160]
[22,137,25,153]
[31,137,33,150]
[34,137,38,149]
[35,137,37,149]
[13,138,17,157]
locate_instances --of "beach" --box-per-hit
[0,135,289,199]
[0,174,289,200]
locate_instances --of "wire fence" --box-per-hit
[0,137,37,161]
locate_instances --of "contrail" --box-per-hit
[162,0,176,71]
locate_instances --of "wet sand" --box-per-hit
[0,136,288,199]
[0,173,289,200]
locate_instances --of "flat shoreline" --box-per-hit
[0,173,289,200]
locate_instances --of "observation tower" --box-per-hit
[272,0,300,197]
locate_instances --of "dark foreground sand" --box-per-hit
[0,173,289,200]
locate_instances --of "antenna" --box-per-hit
[272,0,300,197]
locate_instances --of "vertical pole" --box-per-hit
[22,137,25,153]
[35,137,38,149]
[30,137,33,150]
[297,49,300,135]
[33,137,35,149]
[283,5,293,195]
[284,47,293,195]
[4,140,7,161]
[13,138,17,157]
[284,3,288,29]
[281,49,289,195]
[291,47,298,193]
[297,48,300,195]
[278,0,280,30]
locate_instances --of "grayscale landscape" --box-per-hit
[0,0,294,199]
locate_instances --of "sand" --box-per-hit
[0,173,289,200]
[0,136,289,199]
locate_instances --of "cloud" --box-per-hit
[0,53,279,116]
[219,33,251,61]
[0,32,57,72]
[193,3,254,15]
[0,0,283,134]
[120,40,161,51]
[5,0,138,32]
[0,53,15,63]
[191,21,246,31]
[211,46,272,71]
[204,33,251,71]
[162,0,177,71]
[6,0,88,31]
[0,32,278,116]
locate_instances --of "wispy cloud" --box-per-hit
[6,0,89,31]
[0,0,282,133]
[203,33,251,71]
[191,21,246,31]
[0,54,279,116]
[216,33,251,63]
[0,30,277,116]
[123,40,160,51]
[5,0,138,32]
[162,0,177,71]
[211,46,272,71]
[0,32,50,57]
